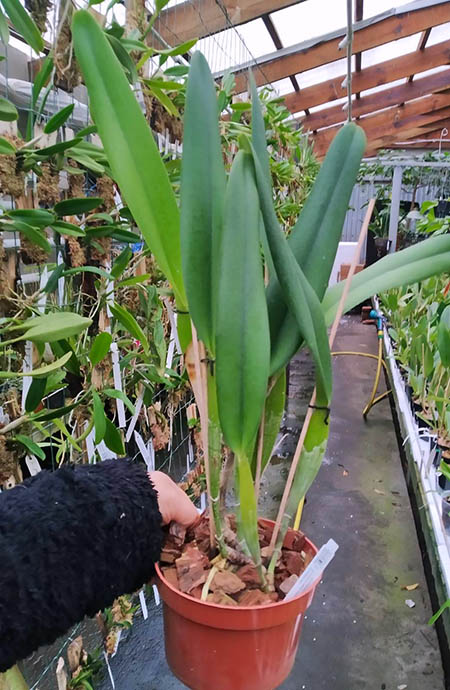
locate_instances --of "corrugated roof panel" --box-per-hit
[270,0,347,48]
[294,57,350,89]
[362,32,421,68]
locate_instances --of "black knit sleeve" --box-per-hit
[0,458,163,672]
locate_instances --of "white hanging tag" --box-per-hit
[57,250,65,306]
[147,438,155,472]
[110,342,126,428]
[188,435,195,465]
[125,389,144,443]
[139,589,148,620]
[153,584,160,606]
[110,629,122,658]
[200,493,206,512]
[86,426,96,463]
[134,430,151,469]
[103,651,116,689]
[25,454,41,476]
[165,336,176,371]
[38,267,48,312]
[163,299,182,354]
[21,340,33,412]
[97,440,116,461]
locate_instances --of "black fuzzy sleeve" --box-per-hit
[0,458,163,672]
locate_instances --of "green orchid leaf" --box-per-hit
[93,390,107,444]
[0,352,72,378]
[215,150,270,455]
[14,434,46,460]
[110,302,149,356]
[104,417,125,455]
[51,220,86,237]
[103,388,136,415]
[22,312,92,343]
[0,97,18,121]
[180,51,226,353]
[89,332,112,367]
[44,104,75,134]
[0,136,16,153]
[0,0,43,54]
[25,376,47,413]
[54,197,103,216]
[8,208,55,226]
[72,10,186,310]
[110,247,132,279]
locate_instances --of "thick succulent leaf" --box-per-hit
[250,73,366,373]
[323,235,450,325]
[215,151,270,455]
[72,10,186,309]
[180,52,226,353]
[0,0,43,54]
[251,145,332,402]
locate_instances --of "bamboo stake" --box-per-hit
[269,199,375,552]
[190,322,215,546]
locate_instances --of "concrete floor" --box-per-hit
[23,316,444,689]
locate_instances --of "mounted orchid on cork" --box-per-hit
[70,10,450,689]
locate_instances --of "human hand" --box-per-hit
[148,471,200,527]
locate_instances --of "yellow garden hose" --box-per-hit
[294,334,390,530]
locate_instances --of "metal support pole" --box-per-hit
[388,166,402,253]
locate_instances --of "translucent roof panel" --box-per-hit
[363,0,417,18]
[270,78,298,96]
[308,97,347,114]
[271,0,347,48]
[294,57,352,89]
[362,32,421,68]
[427,22,450,46]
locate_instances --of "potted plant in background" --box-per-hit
[70,11,450,690]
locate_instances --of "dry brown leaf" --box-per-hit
[343,469,349,476]
[401,583,419,591]
[67,635,83,673]
[56,657,68,690]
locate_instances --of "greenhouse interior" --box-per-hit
[0,0,450,688]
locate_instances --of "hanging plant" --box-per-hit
[0,135,25,198]
[37,161,60,206]
[24,0,51,34]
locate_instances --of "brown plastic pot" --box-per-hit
[156,519,319,690]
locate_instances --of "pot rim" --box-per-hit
[155,534,319,613]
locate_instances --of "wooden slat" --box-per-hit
[311,94,450,158]
[284,38,450,114]
[232,1,450,92]
[299,68,450,131]
[407,27,432,84]
[365,118,450,155]
[152,0,306,46]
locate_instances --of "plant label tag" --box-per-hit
[21,341,33,412]
[200,493,206,511]
[153,584,160,606]
[139,589,148,619]
[103,651,116,689]
[125,389,144,443]
[110,342,126,429]
[25,454,41,476]
[134,431,151,469]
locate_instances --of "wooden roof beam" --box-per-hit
[311,93,450,158]
[408,27,432,82]
[299,68,450,131]
[230,1,450,92]
[284,38,450,114]
[152,0,306,46]
[365,118,450,155]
